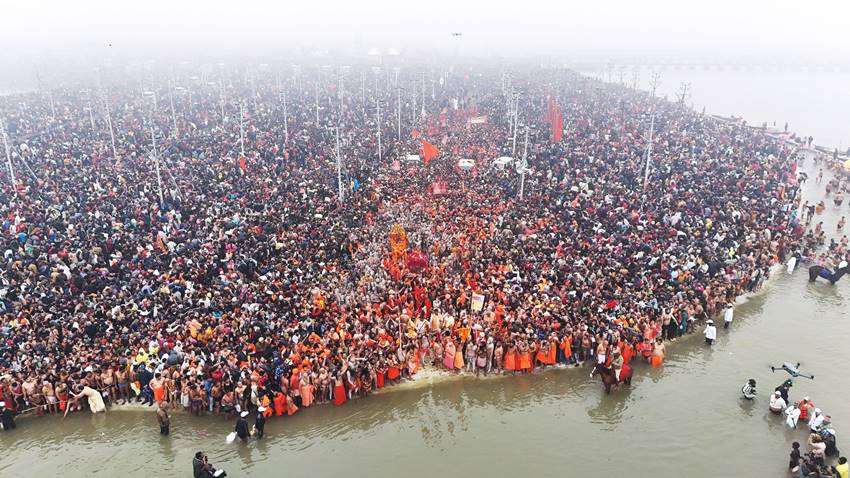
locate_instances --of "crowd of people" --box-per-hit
[764,378,847,478]
[0,64,826,438]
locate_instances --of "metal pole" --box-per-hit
[219,81,226,123]
[339,69,344,118]
[336,127,344,202]
[104,93,118,163]
[252,76,258,112]
[283,89,289,144]
[1,119,17,195]
[519,127,528,199]
[376,80,382,163]
[49,90,56,120]
[87,103,95,131]
[641,113,656,203]
[397,86,401,141]
[421,75,426,116]
[511,96,519,158]
[239,102,246,156]
[315,83,320,124]
[150,126,164,207]
[169,83,178,139]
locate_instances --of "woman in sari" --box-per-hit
[299,373,314,408]
[443,339,456,370]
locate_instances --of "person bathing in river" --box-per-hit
[651,338,665,368]
[235,411,250,443]
[70,385,106,414]
[156,402,170,436]
[703,320,717,345]
[770,391,787,414]
[741,379,757,400]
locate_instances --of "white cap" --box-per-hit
[815,408,822,414]
[774,391,781,396]
[803,396,810,401]
[257,406,266,412]
[240,411,249,417]
[0,401,5,407]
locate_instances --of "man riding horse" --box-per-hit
[590,348,633,394]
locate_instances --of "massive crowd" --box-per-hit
[0,65,830,430]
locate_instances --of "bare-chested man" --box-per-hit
[42,380,57,414]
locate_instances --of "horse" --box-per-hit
[808,265,850,284]
[590,362,633,394]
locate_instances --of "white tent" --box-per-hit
[405,154,421,163]
[493,156,513,169]
[458,158,475,171]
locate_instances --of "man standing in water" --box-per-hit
[0,401,16,430]
[703,319,717,345]
[156,402,170,436]
[723,303,734,329]
[235,411,250,443]
[255,406,266,439]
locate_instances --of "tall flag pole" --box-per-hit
[1,118,17,196]
[150,126,165,208]
[511,95,519,158]
[239,102,246,157]
[641,113,656,209]
[336,126,344,202]
[397,86,401,141]
[519,127,529,199]
[103,92,118,164]
[376,76,382,163]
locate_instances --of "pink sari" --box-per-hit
[443,342,456,369]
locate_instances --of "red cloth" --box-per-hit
[420,139,440,164]
[333,384,347,406]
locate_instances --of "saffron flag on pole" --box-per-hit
[552,103,563,143]
[420,138,440,164]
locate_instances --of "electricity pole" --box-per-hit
[376,78,382,163]
[677,82,691,105]
[1,118,16,195]
[103,92,118,163]
[150,126,164,207]
[336,126,344,202]
[519,127,529,199]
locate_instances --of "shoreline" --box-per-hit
[21,263,789,422]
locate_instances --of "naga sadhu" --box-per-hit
[389,223,408,262]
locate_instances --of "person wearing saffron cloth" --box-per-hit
[0,65,808,427]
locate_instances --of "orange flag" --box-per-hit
[420,139,439,164]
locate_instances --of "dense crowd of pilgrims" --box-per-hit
[0,63,844,427]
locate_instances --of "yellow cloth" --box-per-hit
[836,462,848,478]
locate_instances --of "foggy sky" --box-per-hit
[3,0,849,64]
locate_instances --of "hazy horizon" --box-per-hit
[3,1,849,70]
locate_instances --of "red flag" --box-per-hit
[551,103,563,143]
[420,138,440,164]
[411,128,420,139]
[239,156,247,170]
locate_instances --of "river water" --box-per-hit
[1,153,848,477]
[611,67,850,151]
